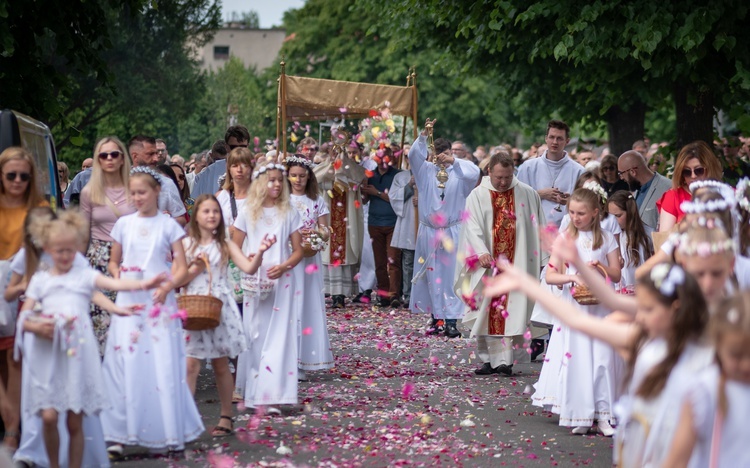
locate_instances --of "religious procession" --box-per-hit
[3,1,750,467]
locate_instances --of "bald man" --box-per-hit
[617,150,671,232]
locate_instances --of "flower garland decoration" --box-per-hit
[130,166,162,185]
[251,163,286,181]
[650,263,685,297]
[357,102,398,166]
[736,178,750,213]
[284,155,313,168]
[582,180,607,205]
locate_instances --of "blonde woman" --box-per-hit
[79,137,136,353]
[57,161,70,196]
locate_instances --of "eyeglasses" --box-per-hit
[682,167,706,178]
[617,166,638,177]
[156,149,166,154]
[4,172,31,182]
[602,166,616,172]
[229,143,249,150]
[98,151,123,160]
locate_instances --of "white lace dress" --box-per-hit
[182,239,247,359]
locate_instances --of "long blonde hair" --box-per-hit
[244,162,290,222]
[84,137,131,206]
[566,187,604,250]
[0,147,44,209]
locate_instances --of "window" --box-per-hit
[213,46,230,60]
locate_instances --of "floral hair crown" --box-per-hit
[650,263,685,297]
[285,155,313,168]
[582,180,607,205]
[736,178,750,213]
[675,226,736,257]
[681,197,736,214]
[130,166,162,185]
[252,163,286,181]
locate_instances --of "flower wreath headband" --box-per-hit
[650,263,685,297]
[285,155,313,168]
[736,178,750,213]
[582,180,607,205]
[130,166,162,186]
[252,163,286,181]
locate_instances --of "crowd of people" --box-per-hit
[0,116,749,467]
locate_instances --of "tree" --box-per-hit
[228,10,260,28]
[269,0,525,149]
[363,0,750,152]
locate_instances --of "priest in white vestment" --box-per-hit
[409,119,480,338]
[313,147,366,308]
[455,152,545,375]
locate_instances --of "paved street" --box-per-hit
[115,303,613,467]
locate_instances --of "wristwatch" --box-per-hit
[377,191,381,196]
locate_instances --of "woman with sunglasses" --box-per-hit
[599,154,629,196]
[656,141,722,232]
[169,163,194,218]
[79,137,136,354]
[0,146,46,451]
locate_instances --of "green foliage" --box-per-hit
[273,0,525,148]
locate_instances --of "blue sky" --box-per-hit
[221,0,306,28]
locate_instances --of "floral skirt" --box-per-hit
[87,239,115,356]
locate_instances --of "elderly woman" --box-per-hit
[79,137,136,353]
[0,147,46,450]
[656,141,722,232]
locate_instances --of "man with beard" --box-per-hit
[617,150,671,232]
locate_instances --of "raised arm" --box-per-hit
[485,261,638,355]
[229,234,277,275]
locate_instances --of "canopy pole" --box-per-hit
[279,60,287,159]
[399,68,413,169]
[411,68,418,141]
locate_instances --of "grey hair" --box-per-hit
[196,150,213,165]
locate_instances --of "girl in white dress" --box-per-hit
[17,210,163,468]
[665,291,750,468]
[286,155,334,380]
[180,194,275,437]
[101,167,204,458]
[539,181,623,435]
[231,162,304,413]
[607,191,652,293]
[484,255,711,468]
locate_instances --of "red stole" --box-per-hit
[489,189,516,335]
[329,190,347,264]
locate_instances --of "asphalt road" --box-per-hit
[114,302,613,467]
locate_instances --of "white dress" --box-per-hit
[291,194,334,371]
[13,258,110,468]
[687,365,750,468]
[182,239,247,359]
[618,232,648,292]
[234,205,303,406]
[532,230,623,426]
[21,266,107,415]
[101,212,204,449]
[357,158,377,293]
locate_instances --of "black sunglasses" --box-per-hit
[682,167,705,178]
[229,143,249,150]
[602,166,616,172]
[98,151,123,160]
[4,172,31,182]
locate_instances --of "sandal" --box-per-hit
[232,391,243,403]
[212,415,233,437]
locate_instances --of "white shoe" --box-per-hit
[597,419,615,437]
[298,369,308,381]
[267,406,282,415]
[571,426,590,435]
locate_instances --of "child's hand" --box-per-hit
[152,286,169,305]
[266,264,286,279]
[258,234,277,253]
[142,273,168,290]
[482,260,525,297]
[30,321,55,340]
[552,233,580,264]
[112,305,140,317]
[191,254,207,271]
[299,228,313,236]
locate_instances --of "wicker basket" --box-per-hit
[572,264,608,306]
[301,241,317,258]
[178,256,222,331]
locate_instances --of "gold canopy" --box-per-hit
[276,62,419,164]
